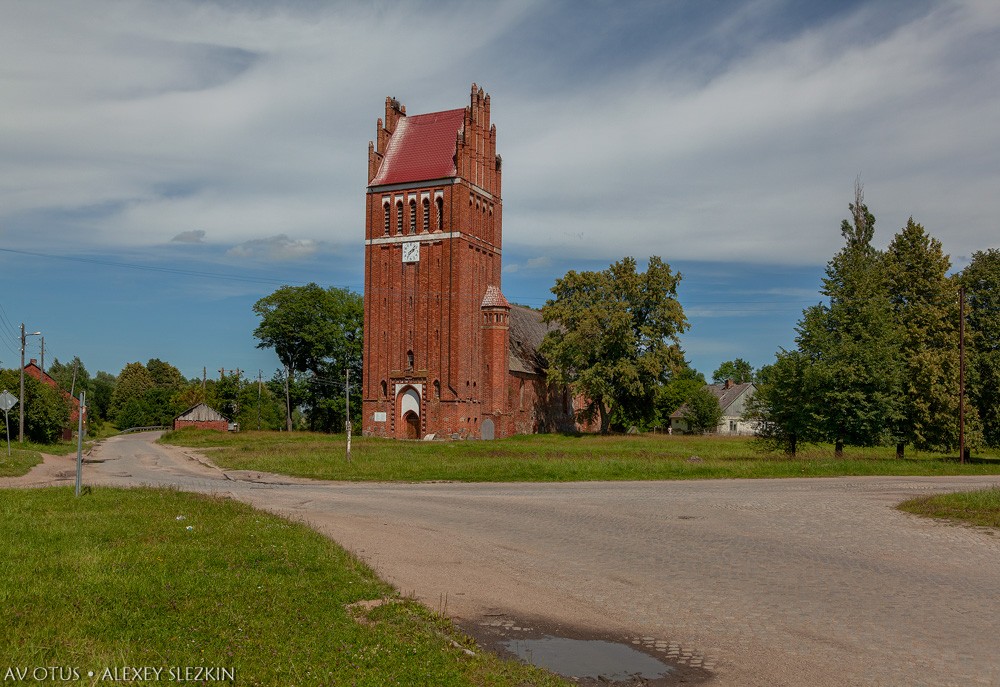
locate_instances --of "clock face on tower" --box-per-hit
[402,241,420,263]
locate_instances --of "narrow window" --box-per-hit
[406,350,414,370]
[380,380,387,398]
[433,379,440,399]
[422,198,430,232]
[436,197,444,231]
[383,203,390,235]
[409,199,416,234]
[396,201,403,234]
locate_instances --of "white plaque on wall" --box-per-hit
[373,412,387,422]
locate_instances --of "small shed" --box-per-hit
[173,403,231,432]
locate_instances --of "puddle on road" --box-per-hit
[502,636,673,681]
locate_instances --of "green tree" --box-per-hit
[110,362,155,428]
[712,358,754,384]
[962,249,1000,448]
[795,183,901,455]
[90,371,117,423]
[0,370,68,444]
[884,219,967,455]
[681,385,723,434]
[146,358,186,391]
[655,365,705,428]
[45,356,91,398]
[540,256,688,433]
[252,284,363,432]
[746,350,821,456]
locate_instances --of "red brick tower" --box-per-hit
[362,84,506,439]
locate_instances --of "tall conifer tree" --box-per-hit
[961,249,1000,448]
[795,182,901,455]
[884,219,966,455]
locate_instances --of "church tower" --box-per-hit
[362,85,506,439]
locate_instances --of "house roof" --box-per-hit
[23,359,80,408]
[508,305,556,375]
[670,381,755,419]
[174,403,229,423]
[370,108,466,186]
[481,285,510,308]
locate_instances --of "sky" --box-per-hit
[1,0,999,385]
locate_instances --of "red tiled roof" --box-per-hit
[370,108,465,186]
[481,285,510,308]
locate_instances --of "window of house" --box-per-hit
[409,199,416,234]
[422,198,430,232]
[406,350,414,370]
[396,201,403,234]
[436,197,443,231]
[383,203,390,235]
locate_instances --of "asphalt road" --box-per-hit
[7,432,1000,687]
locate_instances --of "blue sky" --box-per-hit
[1,0,998,383]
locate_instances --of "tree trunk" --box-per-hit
[788,435,797,457]
[896,441,905,459]
[599,401,611,435]
[835,437,844,458]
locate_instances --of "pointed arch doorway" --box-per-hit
[395,385,422,439]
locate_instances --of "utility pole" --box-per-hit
[202,367,207,401]
[345,367,351,462]
[959,285,966,464]
[257,370,262,430]
[19,324,41,443]
[40,336,45,374]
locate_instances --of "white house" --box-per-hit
[670,380,756,435]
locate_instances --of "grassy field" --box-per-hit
[0,487,567,687]
[159,429,1000,482]
[898,488,1000,529]
[0,437,93,477]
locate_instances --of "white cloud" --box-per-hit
[1,0,998,271]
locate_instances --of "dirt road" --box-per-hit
[5,433,1000,686]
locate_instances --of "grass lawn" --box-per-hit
[0,437,94,478]
[160,429,1000,482]
[0,487,567,687]
[898,488,1000,529]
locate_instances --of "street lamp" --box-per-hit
[19,324,41,443]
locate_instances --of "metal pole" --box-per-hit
[257,370,262,430]
[285,365,293,432]
[345,367,351,462]
[959,286,965,464]
[4,409,10,457]
[40,336,45,374]
[75,391,85,497]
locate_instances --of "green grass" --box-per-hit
[0,487,567,686]
[0,437,95,477]
[0,446,42,477]
[898,488,1000,529]
[160,429,1000,482]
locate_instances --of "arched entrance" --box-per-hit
[402,411,420,439]
[396,385,422,439]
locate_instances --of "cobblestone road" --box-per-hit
[6,433,1000,686]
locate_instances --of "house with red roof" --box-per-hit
[362,85,580,439]
[23,358,86,439]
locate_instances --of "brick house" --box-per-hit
[173,403,231,432]
[362,84,579,439]
[23,358,85,439]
